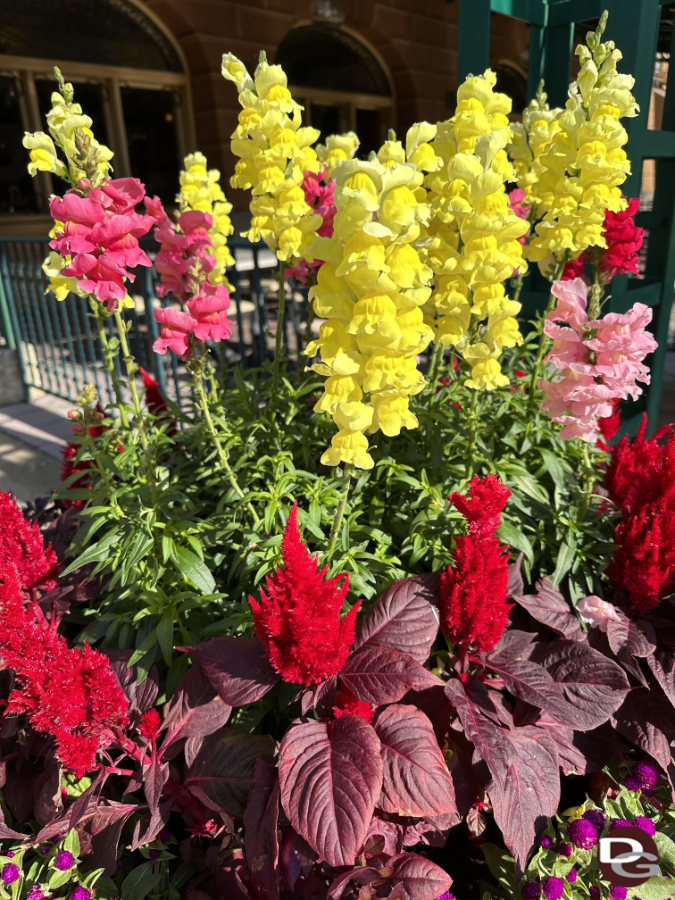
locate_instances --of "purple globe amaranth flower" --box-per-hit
[558,842,572,858]
[27,887,45,900]
[543,876,565,900]
[434,894,455,900]
[610,819,632,830]
[633,759,661,790]
[566,868,577,884]
[589,888,601,900]
[583,809,606,830]
[539,835,554,850]
[54,850,74,871]
[6,852,14,859]
[610,887,627,900]
[149,849,161,861]
[159,829,170,843]
[521,881,542,900]
[567,817,598,849]
[624,774,643,792]
[634,816,656,836]
[69,888,91,900]
[1,863,20,884]
[40,845,50,856]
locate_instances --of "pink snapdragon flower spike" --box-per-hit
[186,282,232,343]
[49,177,154,309]
[539,277,657,442]
[286,167,336,284]
[153,307,198,360]
[145,198,216,301]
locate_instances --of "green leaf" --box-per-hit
[173,546,216,594]
[61,529,122,576]
[655,832,675,868]
[497,521,534,565]
[93,876,120,898]
[632,877,675,900]
[157,611,175,666]
[63,828,80,857]
[48,871,72,890]
[121,863,161,900]
[551,539,576,587]
[125,533,154,572]
[539,448,567,491]
[481,843,515,892]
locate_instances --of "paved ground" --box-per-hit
[2,351,675,505]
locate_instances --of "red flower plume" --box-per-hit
[440,475,512,652]
[249,504,360,685]
[0,491,58,593]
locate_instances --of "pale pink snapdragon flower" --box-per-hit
[538,278,657,442]
[577,595,621,632]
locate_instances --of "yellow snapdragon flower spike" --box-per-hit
[222,51,323,263]
[316,131,360,177]
[508,81,563,212]
[418,70,528,389]
[177,151,234,290]
[526,14,638,269]
[307,147,435,470]
[23,71,113,187]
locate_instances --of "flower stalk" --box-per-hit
[92,301,130,430]
[272,262,288,407]
[466,388,479,479]
[326,463,354,563]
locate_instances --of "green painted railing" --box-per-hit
[459,0,675,433]
[0,237,309,407]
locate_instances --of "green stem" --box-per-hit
[93,301,130,430]
[466,388,479,480]
[511,272,526,306]
[304,305,315,349]
[326,464,354,564]
[272,263,288,405]
[526,259,567,415]
[579,442,596,521]
[192,363,259,523]
[113,309,157,505]
[427,344,443,392]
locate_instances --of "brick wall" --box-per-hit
[143,0,529,209]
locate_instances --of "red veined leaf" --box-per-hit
[542,640,630,729]
[87,802,140,876]
[341,646,441,706]
[181,635,280,706]
[445,678,513,789]
[374,704,458,819]
[387,852,453,900]
[606,611,656,685]
[648,646,675,709]
[612,688,675,787]
[185,727,276,817]
[510,578,584,641]
[354,573,440,664]
[161,662,231,756]
[243,758,280,900]
[482,650,574,724]
[278,716,383,867]
[327,866,381,900]
[106,649,159,713]
[487,725,560,880]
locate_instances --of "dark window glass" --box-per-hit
[35,80,109,146]
[355,109,383,158]
[310,104,343,143]
[121,87,179,201]
[276,25,391,96]
[0,0,182,72]
[0,76,37,213]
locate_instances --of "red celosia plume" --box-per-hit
[439,475,512,652]
[605,415,675,614]
[333,684,374,723]
[0,567,129,776]
[249,504,360,685]
[562,197,644,282]
[0,492,58,593]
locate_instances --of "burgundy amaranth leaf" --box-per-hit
[542,640,630,730]
[278,716,383,867]
[510,578,584,641]
[354,572,440,664]
[445,679,512,789]
[181,635,280,707]
[374,704,458,819]
[487,725,560,880]
[387,852,453,900]
[185,727,275,817]
[161,662,231,756]
[106,650,159,714]
[612,688,675,786]
[341,646,441,706]
[243,758,280,900]
[607,611,656,685]
[327,866,380,900]
[88,801,139,876]
[482,650,573,724]
[647,645,675,709]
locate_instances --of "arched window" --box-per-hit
[276,25,393,158]
[0,0,192,230]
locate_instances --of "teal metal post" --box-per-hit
[458,0,491,86]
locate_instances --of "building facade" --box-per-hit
[0,0,531,234]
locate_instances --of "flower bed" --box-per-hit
[0,13,673,900]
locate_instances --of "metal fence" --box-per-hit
[0,236,311,409]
